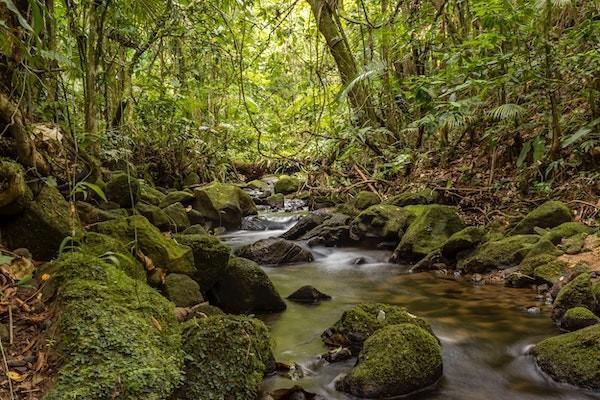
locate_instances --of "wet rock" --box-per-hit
[105,172,140,207]
[353,191,380,210]
[532,324,600,390]
[336,324,442,398]
[458,235,540,273]
[511,201,573,235]
[287,285,331,304]
[306,225,350,247]
[262,385,326,400]
[301,213,351,240]
[208,256,286,314]
[242,215,289,231]
[192,182,257,229]
[280,214,327,240]
[162,202,191,232]
[386,189,439,207]
[274,175,302,194]
[267,193,285,209]
[236,238,313,265]
[159,190,195,208]
[552,273,595,321]
[176,315,275,400]
[164,273,203,307]
[350,204,415,243]
[136,202,170,231]
[173,233,230,291]
[246,179,270,191]
[322,347,352,363]
[560,306,599,331]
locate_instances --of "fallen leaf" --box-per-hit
[150,316,162,331]
[7,371,25,382]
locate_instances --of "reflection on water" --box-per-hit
[222,223,600,400]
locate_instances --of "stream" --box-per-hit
[221,212,600,400]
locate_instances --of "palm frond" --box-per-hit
[489,103,526,121]
[337,61,385,102]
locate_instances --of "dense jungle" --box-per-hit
[0,0,599,399]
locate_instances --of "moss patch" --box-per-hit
[106,172,140,208]
[353,191,380,210]
[457,234,540,273]
[173,233,230,291]
[274,175,302,194]
[440,226,487,259]
[350,204,415,242]
[511,201,572,235]
[386,189,439,207]
[560,307,599,332]
[552,273,595,321]
[192,182,257,229]
[543,222,592,245]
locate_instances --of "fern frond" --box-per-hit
[489,103,525,121]
[337,61,385,101]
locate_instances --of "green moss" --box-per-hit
[45,252,183,400]
[525,238,563,259]
[136,203,170,231]
[393,205,465,261]
[247,179,269,190]
[173,233,230,291]
[334,203,360,218]
[561,307,600,331]
[139,182,165,206]
[106,172,140,208]
[266,193,284,208]
[164,273,203,307]
[559,232,588,254]
[96,216,194,274]
[543,222,592,245]
[533,259,567,286]
[182,224,208,235]
[511,201,573,235]
[440,226,487,259]
[532,324,600,389]
[159,190,195,208]
[176,315,275,400]
[553,273,595,321]
[162,202,191,232]
[0,160,30,216]
[336,324,442,398]
[274,175,302,194]
[386,189,439,207]
[350,204,415,242]
[505,254,555,287]
[353,191,380,210]
[593,282,600,315]
[183,172,201,187]
[457,235,540,273]
[192,182,257,229]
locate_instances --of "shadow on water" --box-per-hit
[222,218,600,400]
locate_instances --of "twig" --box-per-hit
[0,337,15,400]
[352,164,382,200]
[568,200,599,209]
[8,305,13,345]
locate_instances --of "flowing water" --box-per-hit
[221,214,600,400]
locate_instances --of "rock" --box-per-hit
[552,273,595,321]
[183,224,208,235]
[322,347,353,363]
[164,273,203,307]
[559,232,588,254]
[280,214,327,240]
[274,175,302,194]
[236,238,313,265]
[183,172,201,187]
[162,202,191,232]
[173,233,230,291]
[159,190,195,208]
[208,256,286,314]
[192,182,258,229]
[247,179,270,191]
[96,215,195,274]
[505,254,566,288]
[511,201,573,235]
[44,252,183,399]
[560,307,600,331]
[176,315,275,400]
[264,385,326,400]
[457,235,540,273]
[287,285,332,304]
[386,189,439,207]
[139,182,166,206]
[242,215,290,231]
[532,258,567,286]
[440,226,487,259]
[301,213,351,240]
[336,324,442,398]
[0,160,30,216]
[543,222,592,245]
[105,172,140,207]
[266,193,285,209]
[76,201,123,225]
[350,205,415,243]
[353,191,380,210]
[322,303,432,354]
[136,202,170,231]
[392,205,465,262]
[335,203,360,218]
[532,324,600,390]
[1,184,80,260]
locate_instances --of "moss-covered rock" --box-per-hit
[76,201,124,225]
[183,172,201,187]
[552,273,595,321]
[105,172,140,208]
[301,213,351,240]
[504,254,556,288]
[182,224,208,235]
[560,307,600,332]
[559,232,588,254]
[322,303,432,353]
[162,202,191,232]
[353,191,380,210]
[593,282,600,316]
[532,324,600,389]
[247,179,270,191]
[350,204,415,243]
[533,258,567,286]
[386,189,439,207]
[192,182,257,229]
[136,202,169,231]
[164,273,203,307]
[173,233,230,291]
[44,252,183,400]
[525,238,563,259]
[208,256,286,314]
[274,175,302,194]
[392,205,465,262]
[1,184,80,260]
[511,201,573,235]
[336,324,442,398]
[440,226,487,259]
[96,215,194,274]
[543,222,592,245]
[139,182,166,206]
[159,190,195,208]
[176,315,275,400]
[457,235,540,273]
[236,238,313,265]
[0,160,30,216]
[266,193,284,209]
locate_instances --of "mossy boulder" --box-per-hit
[266,193,284,209]
[559,232,588,254]
[386,189,439,207]
[552,273,595,321]
[0,160,30,216]
[322,303,432,354]
[192,182,257,229]
[139,182,166,206]
[1,184,80,260]
[336,324,442,398]
[301,213,352,241]
[162,202,191,232]
[543,222,592,245]
[353,191,380,210]
[176,315,275,400]
[505,254,556,288]
[532,258,567,286]
[236,238,313,265]
[457,235,540,273]
[350,204,415,243]
[96,215,194,274]
[159,190,195,208]
[440,226,487,259]
[208,256,286,314]
[164,273,203,307]
[136,202,170,231]
[274,175,302,194]
[247,179,270,191]
[44,252,183,399]
[511,201,573,235]
[280,213,327,240]
[105,172,140,208]
[182,224,208,235]
[532,324,600,390]
[560,307,600,332]
[183,171,201,187]
[76,201,124,225]
[173,233,230,291]
[392,205,465,262]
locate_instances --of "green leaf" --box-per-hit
[532,136,545,162]
[0,254,15,265]
[517,139,532,168]
[79,182,108,202]
[1,0,33,32]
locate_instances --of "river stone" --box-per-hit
[266,193,284,209]
[192,182,257,229]
[350,204,415,243]
[336,324,443,398]
[353,191,380,210]
[274,175,302,194]
[136,202,170,231]
[164,273,203,307]
[280,214,328,240]
[163,202,191,232]
[287,285,331,304]
[532,324,600,390]
[176,315,275,400]
[511,201,573,235]
[173,233,230,291]
[457,235,540,273]
[301,213,351,239]
[552,273,595,322]
[560,307,600,332]
[386,189,439,207]
[208,256,286,314]
[105,172,140,208]
[235,238,313,265]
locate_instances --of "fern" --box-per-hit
[489,103,525,121]
[337,61,386,102]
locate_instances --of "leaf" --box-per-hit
[7,371,25,382]
[561,126,592,148]
[150,316,162,331]
[517,139,532,168]
[532,136,545,162]
[0,254,15,265]
[76,182,108,202]
[1,0,33,32]
[337,61,385,101]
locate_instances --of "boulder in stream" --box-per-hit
[280,213,328,240]
[235,238,313,265]
[560,306,599,331]
[552,273,595,321]
[287,285,331,304]
[173,233,230,291]
[457,234,540,273]
[192,182,257,229]
[350,204,415,243]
